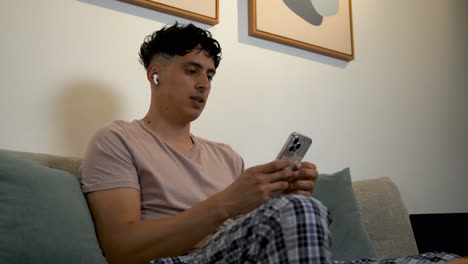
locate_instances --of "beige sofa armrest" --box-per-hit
[4,150,82,177]
[353,177,418,258]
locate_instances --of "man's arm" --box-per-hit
[86,159,295,264]
[86,188,228,264]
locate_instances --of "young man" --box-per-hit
[79,23,327,264]
[80,23,465,264]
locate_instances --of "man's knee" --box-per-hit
[238,194,331,231]
[270,195,327,213]
[264,195,331,226]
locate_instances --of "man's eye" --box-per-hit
[207,75,214,81]
[187,69,197,75]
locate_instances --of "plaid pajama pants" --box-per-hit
[150,195,460,264]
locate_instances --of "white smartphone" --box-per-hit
[276,132,312,170]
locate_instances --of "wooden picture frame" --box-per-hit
[248,0,354,61]
[119,0,219,25]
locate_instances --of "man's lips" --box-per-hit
[189,96,205,103]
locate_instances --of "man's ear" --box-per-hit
[146,64,159,85]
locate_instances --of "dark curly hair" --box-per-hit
[139,23,222,69]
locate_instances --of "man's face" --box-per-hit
[155,48,216,124]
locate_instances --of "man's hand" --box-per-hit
[216,159,294,218]
[284,162,318,196]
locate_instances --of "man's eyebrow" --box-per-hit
[185,61,216,75]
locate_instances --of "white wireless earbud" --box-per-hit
[153,74,158,85]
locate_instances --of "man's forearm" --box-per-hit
[96,191,229,264]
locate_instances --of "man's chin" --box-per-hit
[185,110,204,123]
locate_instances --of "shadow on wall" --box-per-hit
[54,79,123,157]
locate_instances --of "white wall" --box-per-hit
[1,0,467,214]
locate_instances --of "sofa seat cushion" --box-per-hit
[0,151,107,263]
[313,167,377,261]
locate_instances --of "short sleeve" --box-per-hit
[234,150,245,177]
[80,123,140,193]
[225,144,245,180]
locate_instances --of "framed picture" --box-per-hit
[119,0,219,25]
[248,0,354,61]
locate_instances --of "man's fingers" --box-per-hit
[267,167,294,183]
[290,180,315,191]
[267,180,289,193]
[295,162,317,170]
[254,159,292,174]
[294,168,318,180]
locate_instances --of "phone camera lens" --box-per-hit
[288,145,295,152]
[293,137,299,144]
[295,143,301,150]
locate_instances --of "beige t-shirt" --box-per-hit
[80,119,244,221]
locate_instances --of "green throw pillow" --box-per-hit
[313,167,377,261]
[0,151,107,264]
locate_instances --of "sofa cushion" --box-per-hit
[0,151,107,264]
[313,167,377,261]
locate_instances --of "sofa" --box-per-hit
[1,149,420,263]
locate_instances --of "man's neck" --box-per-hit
[143,113,194,154]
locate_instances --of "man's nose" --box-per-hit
[197,75,210,91]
